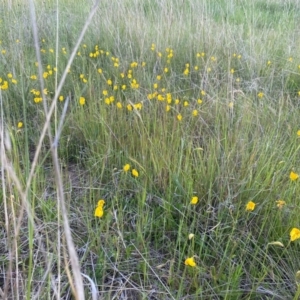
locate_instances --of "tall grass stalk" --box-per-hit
[1,0,300,299]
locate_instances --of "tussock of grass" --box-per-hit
[1,0,300,299]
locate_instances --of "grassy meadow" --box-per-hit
[1,0,300,299]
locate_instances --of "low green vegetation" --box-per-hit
[1,0,300,299]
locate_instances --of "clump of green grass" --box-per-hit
[1,0,300,299]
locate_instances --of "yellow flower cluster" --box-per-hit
[94,200,105,218]
[123,164,139,177]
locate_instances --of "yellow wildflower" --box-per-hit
[190,196,199,205]
[0,81,8,90]
[131,79,139,89]
[183,68,189,76]
[246,201,256,211]
[290,171,299,181]
[257,92,264,98]
[192,110,198,117]
[17,122,23,128]
[123,164,130,172]
[276,200,286,209]
[134,103,142,110]
[34,97,42,103]
[184,257,196,267]
[132,169,139,177]
[290,228,300,242]
[79,97,85,106]
[94,199,105,218]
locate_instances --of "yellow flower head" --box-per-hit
[257,92,264,98]
[177,114,182,121]
[246,201,256,211]
[192,110,198,117]
[184,257,196,267]
[17,122,23,128]
[132,169,139,177]
[123,164,130,172]
[290,171,299,181]
[79,97,85,106]
[190,196,199,205]
[276,200,286,209]
[290,227,300,242]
